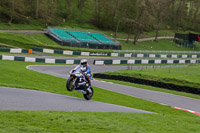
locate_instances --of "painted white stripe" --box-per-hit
[128,60,135,64]
[179,60,185,64]
[2,55,14,60]
[192,55,197,58]
[172,55,178,58]
[25,57,36,62]
[95,61,104,65]
[10,49,22,53]
[45,59,55,63]
[149,54,155,58]
[66,60,74,64]
[182,55,187,58]
[190,60,196,64]
[111,53,118,57]
[43,49,54,54]
[142,60,148,64]
[137,54,144,57]
[161,55,167,58]
[124,54,131,57]
[155,60,161,64]
[63,51,73,55]
[113,60,120,64]
[167,60,173,64]
[81,52,90,56]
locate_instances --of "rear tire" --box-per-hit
[66,77,74,91]
[83,87,93,100]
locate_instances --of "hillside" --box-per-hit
[0,32,200,52]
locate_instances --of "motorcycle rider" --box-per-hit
[72,59,92,86]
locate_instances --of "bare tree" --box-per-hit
[35,0,39,18]
[94,0,101,25]
[191,0,200,28]
[149,0,171,41]
[123,0,151,44]
[8,0,15,25]
[78,0,86,13]
[111,0,120,23]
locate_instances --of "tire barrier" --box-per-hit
[0,55,80,64]
[32,47,200,58]
[93,59,200,65]
[93,73,200,95]
[0,48,32,53]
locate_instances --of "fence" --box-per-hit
[93,59,200,65]
[114,50,200,54]
[0,54,80,64]
[32,47,200,59]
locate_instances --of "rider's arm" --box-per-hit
[70,65,80,73]
[86,66,91,74]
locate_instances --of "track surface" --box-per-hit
[28,65,200,113]
[0,86,153,113]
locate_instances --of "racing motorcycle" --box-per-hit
[66,67,94,100]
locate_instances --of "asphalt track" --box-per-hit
[27,65,200,113]
[0,86,153,113]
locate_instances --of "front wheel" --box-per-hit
[83,87,93,100]
[66,77,74,91]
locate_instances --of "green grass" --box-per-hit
[0,32,63,49]
[0,32,114,52]
[140,30,200,38]
[103,65,200,88]
[121,39,200,51]
[0,111,199,133]
[96,78,200,100]
[0,23,45,30]
[1,32,200,54]
[0,60,200,132]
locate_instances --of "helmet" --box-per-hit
[81,59,87,67]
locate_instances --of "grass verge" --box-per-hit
[0,111,199,133]
[95,78,200,100]
[103,65,200,88]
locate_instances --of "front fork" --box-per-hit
[71,76,77,90]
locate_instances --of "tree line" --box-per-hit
[0,0,200,44]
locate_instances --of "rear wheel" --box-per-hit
[66,77,74,91]
[83,87,93,100]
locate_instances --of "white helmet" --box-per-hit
[81,59,87,67]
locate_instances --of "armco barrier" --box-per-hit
[32,47,200,59]
[93,59,200,65]
[93,74,200,95]
[0,48,31,53]
[0,55,80,64]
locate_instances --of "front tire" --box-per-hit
[66,77,74,91]
[83,87,93,100]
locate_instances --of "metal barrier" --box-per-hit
[114,50,200,54]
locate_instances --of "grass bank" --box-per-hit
[0,32,113,52]
[122,39,200,51]
[103,65,200,88]
[0,60,200,132]
[1,32,200,53]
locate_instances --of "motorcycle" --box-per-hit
[66,67,94,100]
